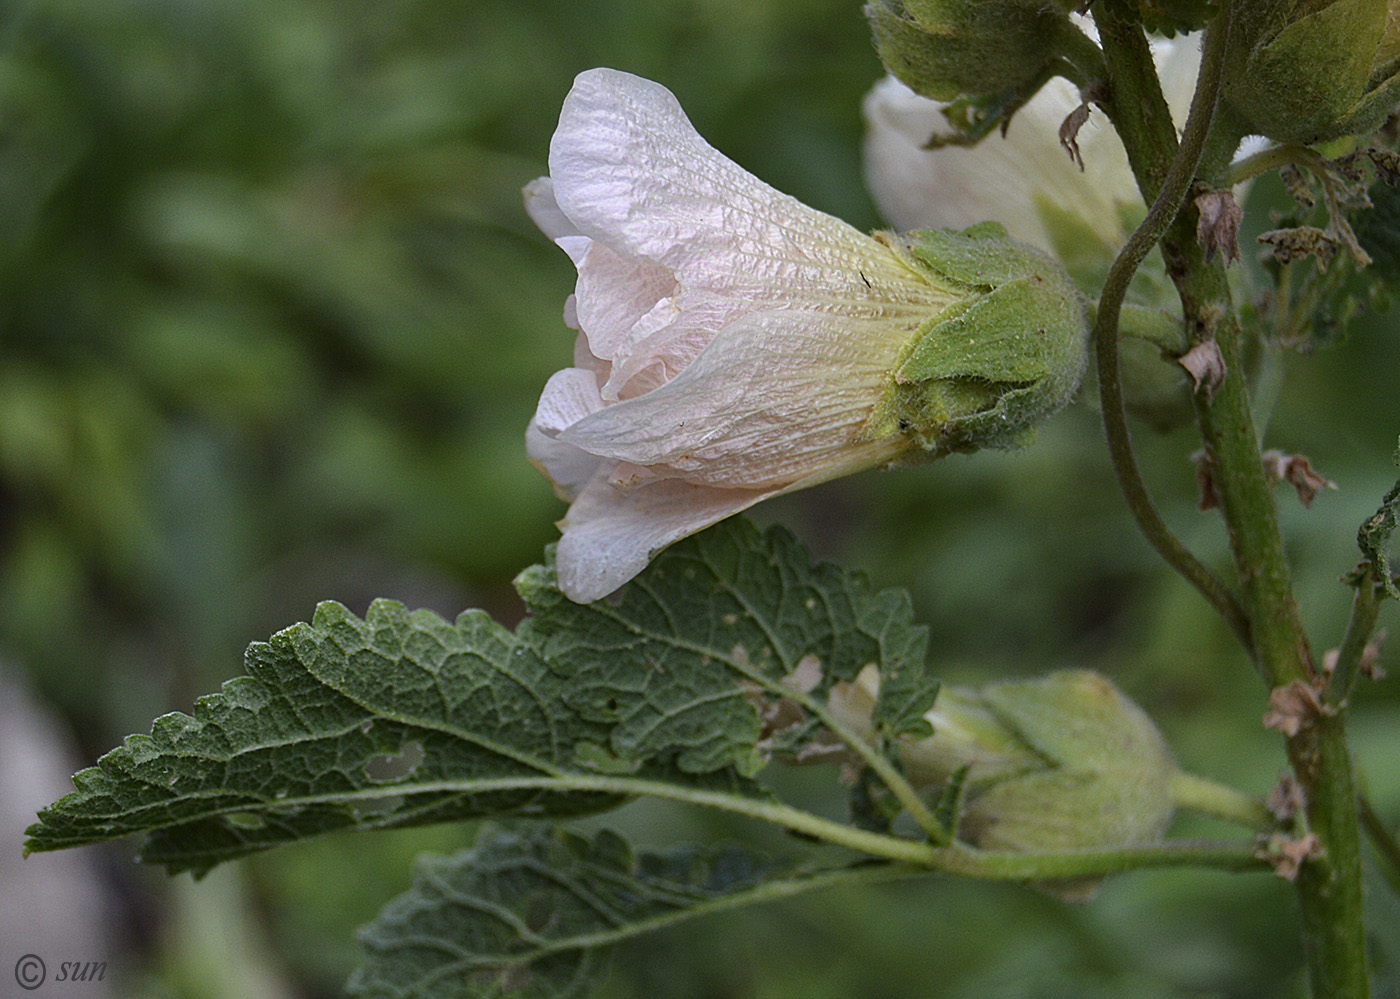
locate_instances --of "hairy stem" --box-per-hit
[354,773,1268,878]
[1223,142,1331,187]
[1095,5,1371,995]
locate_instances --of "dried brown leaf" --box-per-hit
[1195,189,1243,264]
[1059,102,1091,171]
[1178,341,1227,397]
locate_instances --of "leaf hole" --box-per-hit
[352,794,404,818]
[365,740,424,783]
[222,811,266,830]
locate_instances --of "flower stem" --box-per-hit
[1170,771,1274,830]
[1223,142,1329,187]
[1325,571,1382,708]
[1089,6,1252,650]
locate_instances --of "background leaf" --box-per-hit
[348,826,796,999]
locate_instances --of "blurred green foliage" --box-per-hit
[2,0,1398,996]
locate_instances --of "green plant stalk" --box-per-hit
[277,774,1269,878]
[1095,8,1370,997]
[1171,111,1372,999]
[1169,771,1274,830]
[1326,574,1381,707]
[1223,142,1332,187]
[1164,147,1368,999]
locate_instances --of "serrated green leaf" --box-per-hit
[26,519,937,874]
[348,826,791,999]
[517,519,934,766]
[1359,439,1400,600]
[26,599,637,874]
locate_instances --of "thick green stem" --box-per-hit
[1094,5,1371,996]
[1168,225,1370,999]
[1166,97,1372,999]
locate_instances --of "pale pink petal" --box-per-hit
[572,240,678,363]
[528,368,609,500]
[554,475,779,602]
[572,330,608,375]
[550,68,940,319]
[527,174,679,359]
[522,177,580,241]
[526,420,605,502]
[533,367,604,434]
[561,310,910,490]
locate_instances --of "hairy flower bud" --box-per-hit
[862,41,1231,432]
[832,668,1178,896]
[865,0,1081,102]
[1224,0,1400,143]
[526,69,1089,602]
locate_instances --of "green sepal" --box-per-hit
[1227,0,1396,143]
[864,224,1089,455]
[897,277,1071,385]
[866,0,1070,103]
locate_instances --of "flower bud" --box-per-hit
[833,669,1178,897]
[1224,0,1400,143]
[865,0,1079,102]
[933,671,1177,857]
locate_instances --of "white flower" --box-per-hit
[526,69,1086,603]
[861,39,1202,252]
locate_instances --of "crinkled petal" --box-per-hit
[555,474,779,602]
[572,241,678,363]
[523,177,581,241]
[532,367,604,434]
[526,419,604,502]
[561,310,910,489]
[550,68,942,321]
[528,367,609,500]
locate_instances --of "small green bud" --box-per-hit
[1224,0,1400,143]
[865,0,1079,102]
[903,670,1179,897]
[863,222,1090,456]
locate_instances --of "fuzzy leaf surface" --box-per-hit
[27,520,935,874]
